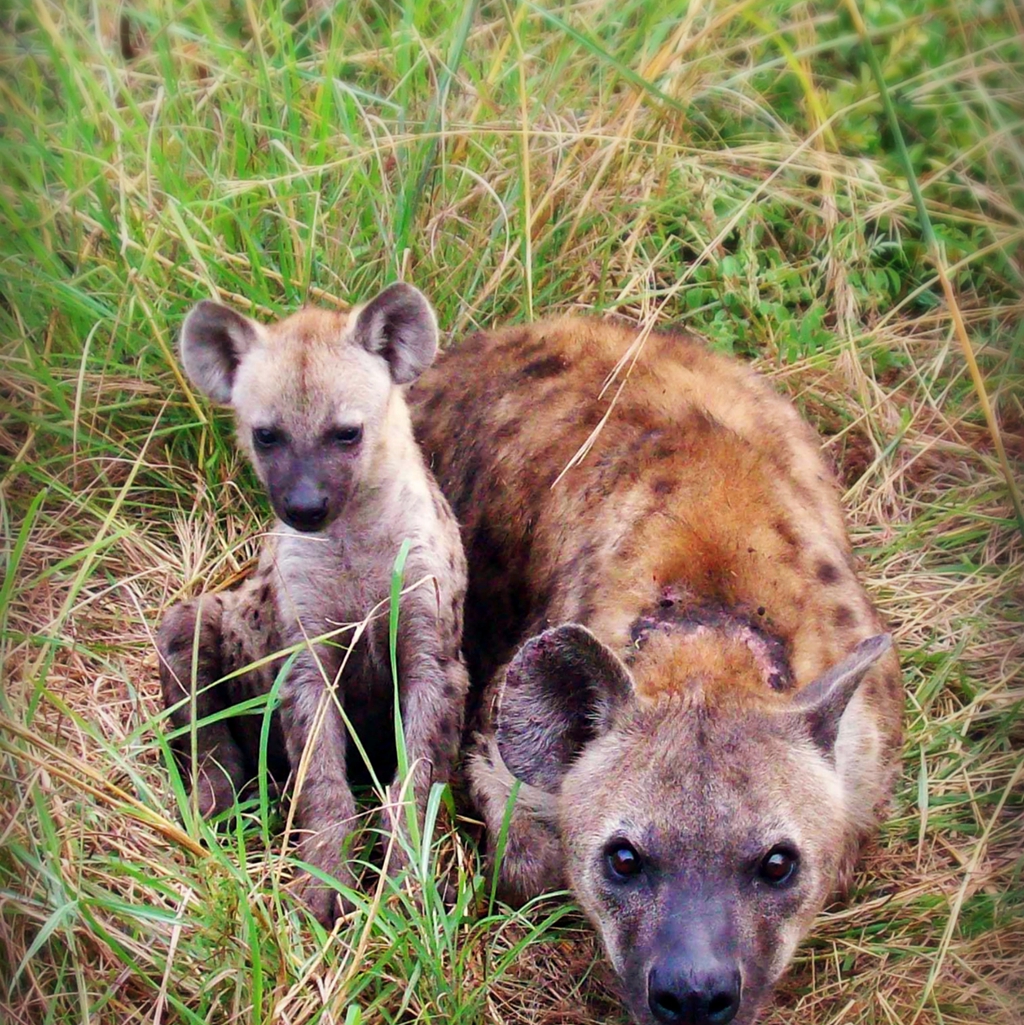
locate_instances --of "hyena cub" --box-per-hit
[158,283,469,924]
[411,318,903,1025]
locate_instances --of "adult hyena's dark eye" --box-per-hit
[605,840,643,881]
[758,845,799,886]
[331,425,363,446]
[253,427,283,449]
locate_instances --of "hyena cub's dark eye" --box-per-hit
[253,427,284,449]
[758,845,799,886]
[331,425,363,446]
[605,840,643,881]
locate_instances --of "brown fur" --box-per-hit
[410,317,902,1025]
[158,285,469,925]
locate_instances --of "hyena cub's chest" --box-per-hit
[273,538,395,655]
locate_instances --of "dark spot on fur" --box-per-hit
[635,426,665,448]
[653,443,675,460]
[615,537,636,559]
[520,354,567,380]
[816,560,840,584]
[259,584,271,603]
[497,329,535,353]
[652,478,676,495]
[443,681,457,699]
[517,339,547,359]
[833,605,855,628]
[420,389,445,417]
[494,419,521,441]
[451,449,484,513]
[794,480,819,514]
[884,668,902,701]
[757,606,765,616]
[163,633,194,658]
[774,519,798,548]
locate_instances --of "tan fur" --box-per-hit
[410,316,903,1025]
[158,285,470,925]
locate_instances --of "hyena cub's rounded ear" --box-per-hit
[792,633,893,754]
[496,624,635,793]
[352,283,438,385]
[179,301,262,404]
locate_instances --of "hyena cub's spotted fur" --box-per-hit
[158,284,469,924]
[411,318,903,1025]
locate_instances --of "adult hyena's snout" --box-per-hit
[647,961,741,1024]
[644,898,742,1025]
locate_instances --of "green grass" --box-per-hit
[1,0,1022,1022]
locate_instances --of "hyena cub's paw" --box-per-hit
[292,827,358,925]
[292,868,356,926]
[380,778,424,872]
[193,762,239,820]
[377,782,462,908]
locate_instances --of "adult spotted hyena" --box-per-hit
[158,283,469,924]
[409,317,902,1025]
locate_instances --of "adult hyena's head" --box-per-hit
[494,625,891,1025]
[179,283,438,532]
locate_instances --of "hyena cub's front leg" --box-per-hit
[157,582,283,818]
[383,634,471,871]
[280,644,362,924]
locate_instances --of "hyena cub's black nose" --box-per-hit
[647,964,741,1025]
[283,493,329,531]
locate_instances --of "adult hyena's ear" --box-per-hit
[352,283,438,385]
[496,624,635,793]
[179,301,262,404]
[791,634,893,754]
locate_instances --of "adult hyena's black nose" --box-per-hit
[283,489,329,531]
[647,963,741,1025]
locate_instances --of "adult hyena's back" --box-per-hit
[416,320,845,663]
[410,317,902,821]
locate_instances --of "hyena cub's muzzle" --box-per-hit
[279,476,329,531]
[269,464,333,532]
[257,433,364,532]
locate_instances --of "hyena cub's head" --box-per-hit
[495,625,891,1025]
[179,284,438,532]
